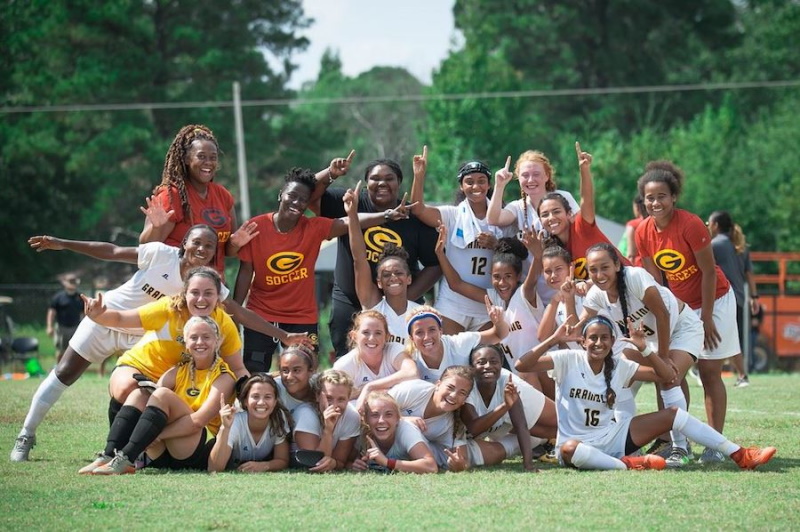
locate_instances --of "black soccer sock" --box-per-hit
[108,397,124,427]
[104,405,143,457]
[121,406,168,461]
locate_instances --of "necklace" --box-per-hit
[273,215,292,234]
[187,356,217,397]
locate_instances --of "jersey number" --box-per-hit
[583,408,600,427]
[471,257,487,276]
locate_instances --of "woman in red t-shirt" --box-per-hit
[139,124,257,277]
[634,161,737,461]
[233,168,411,374]
[536,142,629,280]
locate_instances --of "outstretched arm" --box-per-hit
[29,235,138,264]
[344,182,382,308]
[139,194,176,244]
[81,293,143,329]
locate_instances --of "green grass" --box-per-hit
[1,374,798,530]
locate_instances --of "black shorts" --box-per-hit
[146,428,213,471]
[242,323,319,374]
[329,299,359,359]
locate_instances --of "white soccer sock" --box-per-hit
[570,442,627,470]
[672,409,739,456]
[19,371,69,437]
[660,387,688,450]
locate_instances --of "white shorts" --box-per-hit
[693,287,741,360]
[68,318,142,364]
[435,296,489,332]
[556,416,633,463]
[669,304,705,358]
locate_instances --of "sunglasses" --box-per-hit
[457,161,491,181]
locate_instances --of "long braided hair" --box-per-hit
[581,315,617,409]
[154,124,220,223]
[586,243,630,337]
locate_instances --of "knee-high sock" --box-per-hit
[570,442,627,470]
[121,406,168,461]
[672,409,739,456]
[660,387,688,450]
[19,371,68,437]
[108,397,124,427]
[104,406,143,457]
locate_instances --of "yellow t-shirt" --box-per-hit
[117,298,242,381]
[174,358,234,436]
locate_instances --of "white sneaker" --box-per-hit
[10,434,35,462]
[698,448,725,464]
[734,376,750,388]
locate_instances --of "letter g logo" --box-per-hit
[654,249,686,273]
[267,252,304,275]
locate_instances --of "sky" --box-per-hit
[286,0,460,89]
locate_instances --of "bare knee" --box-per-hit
[54,349,91,385]
[560,440,579,464]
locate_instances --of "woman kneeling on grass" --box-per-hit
[292,369,360,472]
[516,316,776,471]
[208,374,291,473]
[81,316,235,474]
[350,392,438,474]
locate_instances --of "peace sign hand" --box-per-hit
[618,317,647,351]
[435,221,447,256]
[413,145,428,176]
[386,193,418,221]
[81,292,107,321]
[495,156,513,187]
[329,149,356,179]
[553,319,582,344]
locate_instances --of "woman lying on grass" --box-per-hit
[208,373,291,473]
[80,316,235,474]
[515,315,777,471]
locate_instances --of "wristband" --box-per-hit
[387,458,397,471]
[640,345,653,357]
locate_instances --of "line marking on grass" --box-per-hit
[727,408,800,417]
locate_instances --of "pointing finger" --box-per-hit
[569,263,576,280]
[422,145,428,160]
[399,192,408,208]
[575,141,582,159]
[346,149,356,163]
[504,155,511,172]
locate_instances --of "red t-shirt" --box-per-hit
[634,209,729,309]
[154,183,234,276]
[238,213,335,323]
[568,213,630,280]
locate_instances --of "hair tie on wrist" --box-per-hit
[641,345,653,357]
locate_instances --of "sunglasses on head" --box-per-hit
[457,161,491,181]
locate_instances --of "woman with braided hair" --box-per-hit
[516,316,776,472]
[139,124,257,276]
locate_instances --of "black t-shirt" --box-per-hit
[50,291,84,327]
[320,188,440,306]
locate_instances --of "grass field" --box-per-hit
[1,372,798,531]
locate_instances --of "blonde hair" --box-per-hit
[310,369,355,428]
[404,305,444,356]
[359,391,401,450]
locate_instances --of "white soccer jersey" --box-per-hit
[225,410,289,469]
[549,349,639,447]
[357,419,430,460]
[465,368,546,439]
[504,189,579,236]
[292,403,361,446]
[334,342,407,389]
[555,296,585,350]
[389,379,465,450]
[413,332,480,382]
[486,287,544,372]
[582,267,679,352]
[370,297,420,347]
[276,379,311,415]
[101,242,230,334]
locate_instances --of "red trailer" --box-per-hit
[751,252,800,371]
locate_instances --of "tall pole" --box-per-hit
[233,81,250,222]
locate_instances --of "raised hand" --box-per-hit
[81,292,106,321]
[484,294,505,325]
[139,195,174,228]
[322,404,342,433]
[520,228,545,257]
[28,235,64,252]
[495,156,513,187]
[503,374,520,410]
[435,221,447,256]
[475,231,497,251]
[618,317,647,351]
[560,263,577,297]
[229,221,260,249]
[329,149,356,179]
[412,145,428,177]
[575,141,592,171]
[343,181,362,216]
[553,319,582,344]
[386,193,418,221]
[219,392,235,431]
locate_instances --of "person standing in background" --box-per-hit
[47,274,83,362]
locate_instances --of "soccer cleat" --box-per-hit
[734,376,750,388]
[731,446,777,470]
[698,447,725,464]
[665,447,691,468]
[91,451,135,475]
[540,450,559,464]
[78,452,113,475]
[10,434,36,462]
[621,454,666,471]
[645,438,672,458]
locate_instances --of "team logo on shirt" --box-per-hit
[653,249,698,282]
[364,227,403,262]
[572,258,588,280]
[264,252,308,286]
[202,208,228,228]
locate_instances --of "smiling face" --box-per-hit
[433,375,472,413]
[583,322,615,364]
[365,397,399,444]
[353,316,387,357]
[460,172,490,205]
[470,347,503,386]
[542,255,570,291]
[491,261,519,303]
[410,317,442,358]
[182,227,217,268]
[365,164,400,209]
[279,352,312,397]
[185,139,218,187]
[278,181,311,221]
[518,161,550,202]
[183,319,219,369]
[642,181,676,223]
[586,249,620,293]
[245,381,278,420]
[538,198,570,238]
[376,258,411,297]
[185,275,220,316]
